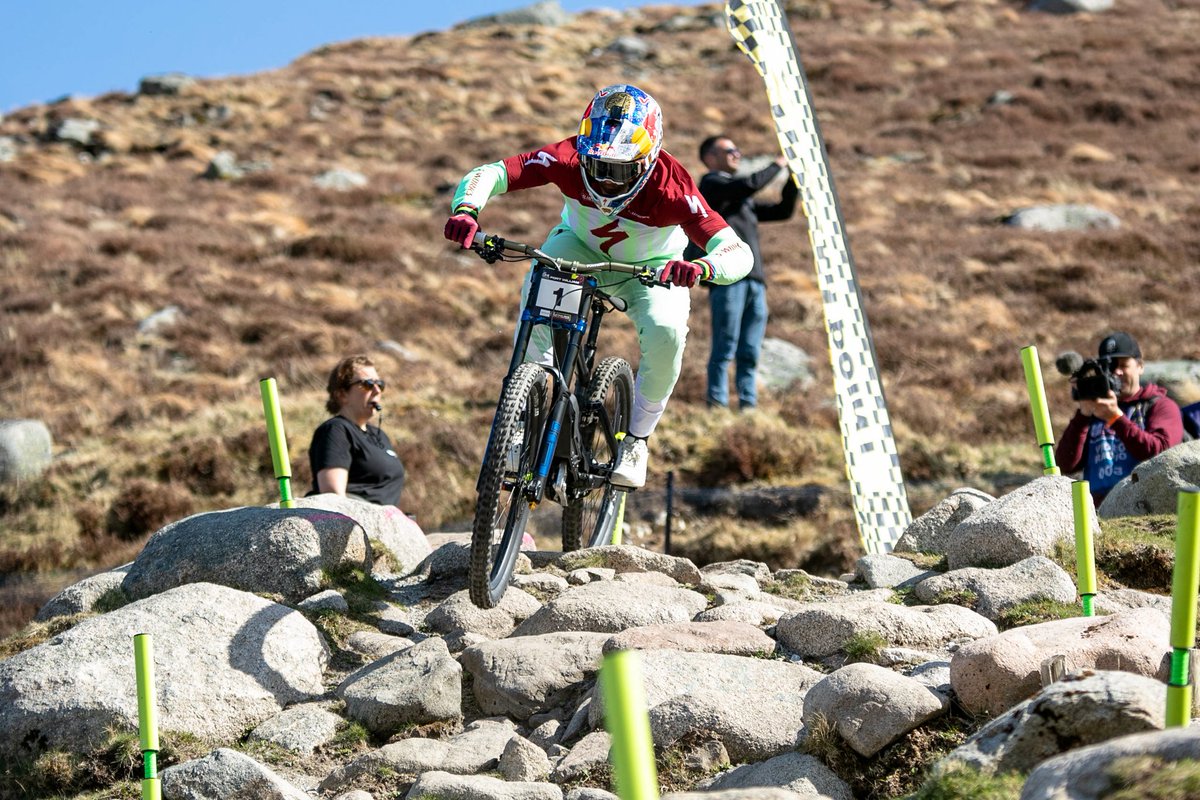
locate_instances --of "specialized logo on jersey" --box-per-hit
[685,195,709,219]
[524,151,557,168]
[590,220,630,255]
[726,0,911,555]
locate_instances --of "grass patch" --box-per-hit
[0,725,207,800]
[892,551,947,571]
[1090,515,1177,593]
[762,571,813,602]
[995,599,1081,631]
[907,764,1023,800]
[321,564,389,615]
[1105,754,1200,799]
[932,588,979,609]
[844,630,889,664]
[0,613,89,659]
[324,720,372,759]
[804,712,982,799]
[655,732,729,794]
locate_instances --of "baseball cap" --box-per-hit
[1098,331,1141,360]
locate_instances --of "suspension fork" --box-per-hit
[526,326,585,503]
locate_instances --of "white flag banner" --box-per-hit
[726,0,911,554]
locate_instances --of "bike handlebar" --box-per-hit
[470,231,667,285]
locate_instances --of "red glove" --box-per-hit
[444,213,479,249]
[659,260,704,288]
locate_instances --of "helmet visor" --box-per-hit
[581,155,645,186]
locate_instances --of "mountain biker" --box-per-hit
[444,84,752,489]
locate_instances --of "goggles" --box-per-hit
[581,155,645,185]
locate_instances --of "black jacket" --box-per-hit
[685,161,799,283]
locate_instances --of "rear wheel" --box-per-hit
[470,363,549,608]
[563,357,633,551]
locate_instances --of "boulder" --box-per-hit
[556,545,702,585]
[121,506,371,602]
[0,419,52,483]
[460,0,572,28]
[802,663,947,757]
[511,581,709,636]
[1003,204,1119,230]
[289,493,431,575]
[138,72,196,95]
[698,752,854,799]
[913,556,1078,620]
[337,638,461,736]
[1020,726,1200,800]
[603,620,776,657]
[758,337,815,393]
[1098,440,1200,517]
[161,747,308,799]
[425,587,541,643]
[499,735,553,782]
[854,554,938,589]
[313,168,368,191]
[894,488,993,555]
[461,632,609,720]
[35,563,131,621]
[404,770,563,800]
[248,702,345,756]
[940,670,1164,776]
[946,476,1090,569]
[0,583,327,761]
[321,719,520,792]
[950,608,1170,715]
[592,650,824,761]
[775,600,997,658]
[552,730,611,783]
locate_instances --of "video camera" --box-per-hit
[1070,358,1122,401]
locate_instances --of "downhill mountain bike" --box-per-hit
[467,232,665,608]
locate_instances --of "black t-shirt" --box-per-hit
[308,416,405,506]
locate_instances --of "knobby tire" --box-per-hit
[470,363,549,608]
[562,356,633,552]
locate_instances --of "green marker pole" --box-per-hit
[1167,489,1200,728]
[600,650,659,800]
[134,633,161,800]
[1019,346,1060,476]
[259,378,294,508]
[1072,481,1097,616]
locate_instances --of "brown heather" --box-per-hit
[2,0,1199,634]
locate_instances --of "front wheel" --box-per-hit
[470,363,549,608]
[563,357,633,551]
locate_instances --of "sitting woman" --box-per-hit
[309,354,405,507]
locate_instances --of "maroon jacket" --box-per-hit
[1055,382,1184,473]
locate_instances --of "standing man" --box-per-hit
[690,136,799,410]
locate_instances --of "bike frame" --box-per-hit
[471,233,657,505]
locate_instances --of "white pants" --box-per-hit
[518,225,691,438]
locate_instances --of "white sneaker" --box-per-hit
[610,437,649,489]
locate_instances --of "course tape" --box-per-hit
[726,0,911,554]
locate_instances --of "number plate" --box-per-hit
[532,269,586,321]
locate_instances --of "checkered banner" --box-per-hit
[726,0,911,554]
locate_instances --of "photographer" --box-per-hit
[1055,332,1184,503]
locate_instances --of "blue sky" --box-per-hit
[1,1,709,113]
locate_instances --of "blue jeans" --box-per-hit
[707,279,767,408]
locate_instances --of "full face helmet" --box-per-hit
[576,84,663,216]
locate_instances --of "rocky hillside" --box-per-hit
[2,0,1200,628]
[0,481,1195,800]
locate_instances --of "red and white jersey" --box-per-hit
[454,137,750,279]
